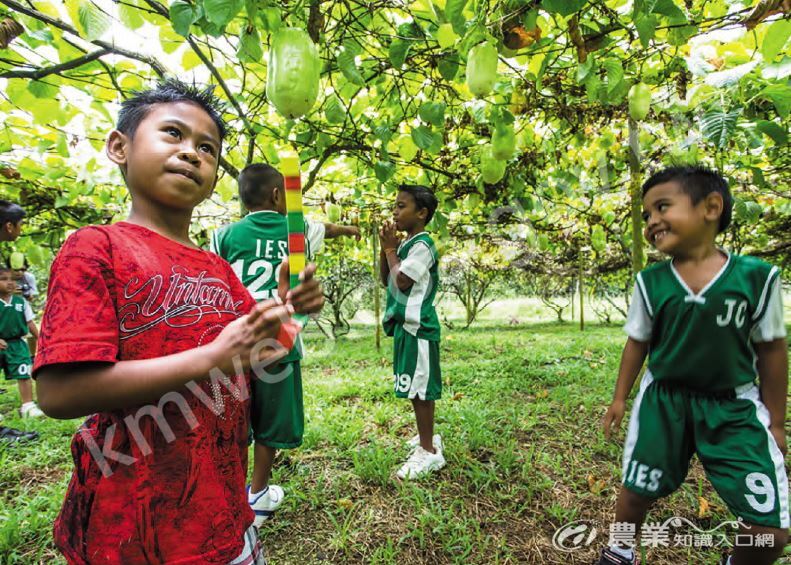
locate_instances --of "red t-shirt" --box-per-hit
[34,222,257,565]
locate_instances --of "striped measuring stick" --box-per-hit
[281,154,309,330]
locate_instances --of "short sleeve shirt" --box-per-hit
[34,222,256,565]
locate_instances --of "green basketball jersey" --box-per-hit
[211,211,323,363]
[0,295,29,339]
[383,232,441,341]
[636,254,780,391]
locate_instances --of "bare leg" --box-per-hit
[17,378,33,404]
[731,523,787,565]
[411,398,435,453]
[250,443,276,493]
[613,486,654,547]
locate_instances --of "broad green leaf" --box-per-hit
[170,0,199,37]
[77,1,111,41]
[27,80,58,99]
[338,43,365,85]
[762,19,791,62]
[258,7,281,32]
[756,120,788,145]
[204,0,242,27]
[411,125,437,150]
[700,107,742,149]
[182,50,202,70]
[634,14,657,48]
[652,0,686,21]
[438,54,460,80]
[541,0,585,17]
[418,102,446,127]
[374,160,396,182]
[30,99,61,125]
[602,59,624,95]
[761,84,791,118]
[444,0,467,34]
[389,39,411,68]
[237,25,262,62]
[119,2,145,29]
[324,94,346,124]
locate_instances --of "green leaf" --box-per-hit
[119,3,145,29]
[438,54,460,80]
[634,14,657,48]
[30,99,61,125]
[734,199,762,224]
[418,102,446,127]
[762,19,791,62]
[324,94,346,124]
[761,84,791,118]
[576,57,595,83]
[602,59,624,95]
[170,0,199,37]
[204,0,242,27]
[445,0,468,34]
[411,125,441,151]
[652,0,686,21]
[27,80,58,99]
[236,25,262,62]
[668,24,697,46]
[77,1,111,41]
[389,39,411,68]
[700,107,742,149]
[338,43,365,85]
[374,160,396,182]
[756,120,788,145]
[258,7,281,32]
[541,0,585,17]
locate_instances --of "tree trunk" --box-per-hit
[628,117,645,277]
[579,250,585,332]
[371,222,381,351]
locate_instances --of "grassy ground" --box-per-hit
[1,310,790,564]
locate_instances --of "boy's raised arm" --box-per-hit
[324,223,361,240]
[37,300,291,419]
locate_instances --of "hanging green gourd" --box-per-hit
[466,43,499,97]
[266,28,321,119]
[480,145,506,184]
[628,82,652,121]
[491,124,516,159]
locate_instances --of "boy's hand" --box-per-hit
[379,221,400,250]
[347,226,362,240]
[770,425,787,456]
[208,299,292,374]
[602,399,626,439]
[0,338,6,350]
[278,259,325,315]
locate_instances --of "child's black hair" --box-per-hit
[0,200,25,226]
[399,184,439,224]
[117,78,227,141]
[0,266,12,276]
[238,163,283,209]
[642,165,732,233]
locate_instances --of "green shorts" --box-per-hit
[392,326,441,401]
[1,339,32,381]
[250,360,303,449]
[622,371,790,528]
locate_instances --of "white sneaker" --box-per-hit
[248,484,284,527]
[406,433,443,452]
[396,446,446,480]
[20,402,44,418]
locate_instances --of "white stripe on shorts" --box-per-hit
[736,384,790,528]
[621,370,654,481]
[228,524,266,565]
[408,338,431,400]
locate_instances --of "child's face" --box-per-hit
[642,181,712,254]
[11,269,24,280]
[392,191,426,232]
[0,272,15,294]
[107,101,221,212]
[1,220,22,241]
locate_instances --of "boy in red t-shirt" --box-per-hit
[33,79,324,565]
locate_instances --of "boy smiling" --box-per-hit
[33,80,324,564]
[599,166,788,565]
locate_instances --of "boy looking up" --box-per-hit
[211,163,360,525]
[379,184,445,480]
[599,166,788,565]
[33,80,323,564]
[0,267,42,418]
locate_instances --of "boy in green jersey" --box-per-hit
[598,166,788,565]
[0,267,43,418]
[211,163,360,525]
[379,184,445,479]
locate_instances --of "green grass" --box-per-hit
[1,312,790,564]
